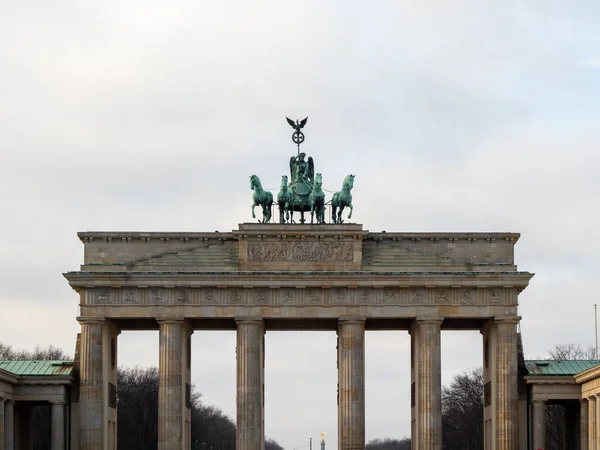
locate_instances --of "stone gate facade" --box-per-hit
[64,223,533,450]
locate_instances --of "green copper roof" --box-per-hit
[0,360,73,376]
[525,360,599,376]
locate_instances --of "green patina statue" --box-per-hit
[249,118,356,224]
[331,174,355,224]
[309,173,325,224]
[250,175,273,223]
[277,175,294,223]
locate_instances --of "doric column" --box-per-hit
[494,317,519,450]
[78,317,105,450]
[5,400,13,450]
[337,318,365,450]
[589,396,596,450]
[0,397,5,450]
[51,401,65,450]
[236,319,265,450]
[532,400,546,450]
[158,318,193,450]
[410,316,442,450]
[581,399,588,450]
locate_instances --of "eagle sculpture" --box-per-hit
[286,116,308,132]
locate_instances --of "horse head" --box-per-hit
[250,174,260,190]
[343,174,355,190]
[314,173,323,189]
[280,175,288,189]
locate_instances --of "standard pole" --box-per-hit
[595,304,598,360]
[310,438,312,450]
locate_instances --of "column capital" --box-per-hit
[50,400,67,406]
[581,397,589,404]
[156,317,186,325]
[416,316,444,325]
[338,317,366,325]
[494,316,521,325]
[589,395,597,401]
[532,398,547,404]
[235,318,264,325]
[77,316,106,325]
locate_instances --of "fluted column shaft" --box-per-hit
[495,318,519,450]
[236,319,265,450]
[79,319,104,450]
[337,319,365,450]
[532,400,546,450]
[581,399,588,450]
[410,317,442,450]
[51,402,65,450]
[589,396,596,450]
[159,319,192,450]
[5,401,13,450]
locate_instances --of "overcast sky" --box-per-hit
[1,1,599,448]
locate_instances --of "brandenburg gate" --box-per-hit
[64,119,532,450]
[65,223,532,450]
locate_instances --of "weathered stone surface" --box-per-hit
[78,319,104,450]
[410,317,442,450]
[338,319,365,450]
[236,320,264,450]
[66,224,533,450]
[158,319,192,450]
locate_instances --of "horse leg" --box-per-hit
[338,205,345,224]
[310,201,315,224]
[252,203,256,219]
[348,203,353,220]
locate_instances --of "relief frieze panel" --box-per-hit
[149,288,166,305]
[84,287,517,307]
[247,241,353,262]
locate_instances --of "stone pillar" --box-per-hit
[495,317,520,450]
[0,398,5,450]
[78,317,105,450]
[532,400,546,450]
[410,317,442,450]
[236,319,265,450]
[581,399,588,450]
[5,401,13,450]
[158,319,193,450]
[51,402,65,450]
[589,396,596,450]
[337,318,365,450]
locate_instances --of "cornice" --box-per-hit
[77,230,521,243]
[575,365,600,384]
[64,271,533,290]
[525,375,577,385]
[0,368,18,385]
[18,375,72,386]
[367,232,520,242]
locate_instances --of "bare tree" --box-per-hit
[442,368,483,450]
[366,437,411,450]
[547,343,595,360]
[0,343,70,360]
